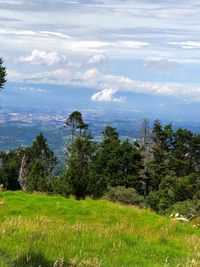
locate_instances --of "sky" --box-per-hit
[1,0,200,117]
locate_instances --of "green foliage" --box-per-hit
[106,186,147,208]
[148,121,200,193]
[148,121,174,190]
[25,133,57,192]
[65,111,88,141]
[50,173,71,197]
[62,120,143,199]
[145,191,161,212]
[0,58,6,89]
[190,215,200,227]
[92,126,143,196]
[146,173,200,214]
[166,199,200,220]
[171,128,195,176]
[64,134,96,199]
[0,133,56,193]
[174,173,200,202]
[26,160,49,192]
[144,119,200,217]
[0,149,23,190]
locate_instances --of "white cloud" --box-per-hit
[38,31,71,39]
[17,49,81,68]
[66,40,112,52]
[2,0,200,110]
[0,28,71,39]
[7,69,23,80]
[17,86,47,93]
[102,74,200,101]
[7,68,200,102]
[0,0,23,4]
[143,59,178,70]
[67,61,81,68]
[30,69,71,84]
[83,68,98,79]
[115,41,151,49]
[88,53,107,64]
[169,41,200,50]
[0,29,36,36]
[18,49,65,66]
[2,0,200,66]
[91,88,126,103]
[49,69,70,79]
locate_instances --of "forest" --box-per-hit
[0,58,200,221]
[0,110,200,220]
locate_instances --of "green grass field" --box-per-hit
[0,191,199,267]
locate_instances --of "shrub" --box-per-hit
[105,186,147,208]
[146,191,161,212]
[50,174,71,197]
[166,199,200,220]
[190,215,200,227]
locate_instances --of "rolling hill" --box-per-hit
[0,191,199,267]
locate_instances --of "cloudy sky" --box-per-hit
[1,0,200,107]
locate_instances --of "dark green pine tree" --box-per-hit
[91,126,143,197]
[0,58,6,90]
[148,120,174,190]
[64,133,96,199]
[190,134,200,173]
[118,140,143,191]
[65,111,88,142]
[171,128,195,176]
[0,149,23,190]
[25,133,57,192]
[91,126,121,196]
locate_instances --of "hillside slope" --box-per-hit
[0,191,199,267]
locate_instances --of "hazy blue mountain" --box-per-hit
[1,82,200,122]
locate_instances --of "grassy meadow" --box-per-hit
[0,191,199,267]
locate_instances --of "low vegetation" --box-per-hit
[0,191,199,267]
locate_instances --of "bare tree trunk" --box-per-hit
[18,154,28,191]
[140,118,151,196]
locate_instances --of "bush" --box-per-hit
[50,174,71,196]
[105,186,147,208]
[146,189,176,214]
[146,191,161,212]
[166,199,200,220]
[190,215,200,227]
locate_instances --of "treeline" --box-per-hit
[0,111,199,219]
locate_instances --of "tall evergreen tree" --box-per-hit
[25,133,57,192]
[0,58,6,90]
[65,111,88,142]
[64,133,96,199]
[140,118,152,195]
[190,134,200,173]
[92,126,143,196]
[148,121,174,190]
[62,112,95,198]
[0,149,23,190]
[92,126,121,195]
[171,128,194,176]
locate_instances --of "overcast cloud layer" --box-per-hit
[1,0,200,103]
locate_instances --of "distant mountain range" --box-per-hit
[1,82,200,122]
